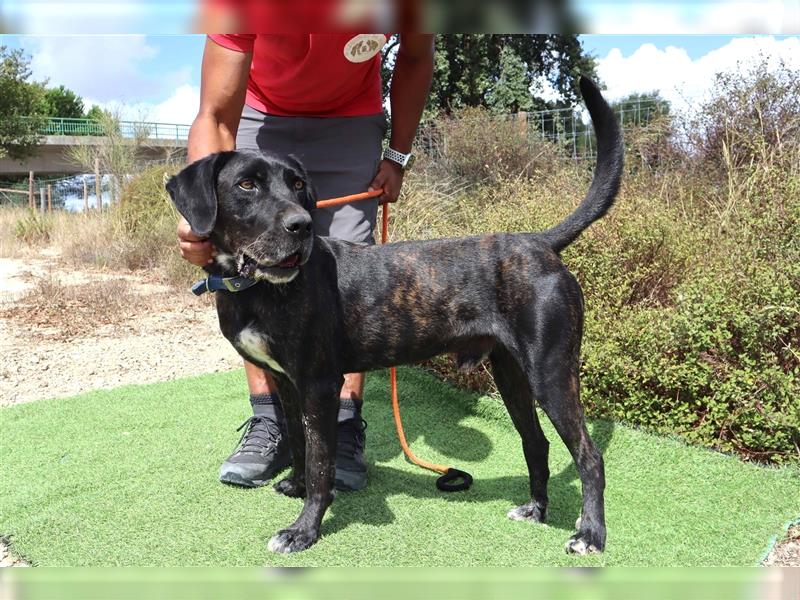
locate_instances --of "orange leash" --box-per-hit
[316,188,473,492]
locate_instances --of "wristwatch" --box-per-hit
[383,147,415,171]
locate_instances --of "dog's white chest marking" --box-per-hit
[236,326,286,374]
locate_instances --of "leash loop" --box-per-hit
[436,468,474,492]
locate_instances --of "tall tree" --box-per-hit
[0,46,47,160]
[486,45,534,113]
[86,105,110,121]
[383,35,596,115]
[45,85,85,119]
[611,91,670,128]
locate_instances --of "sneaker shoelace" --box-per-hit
[337,418,367,458]
[234,415,284,454]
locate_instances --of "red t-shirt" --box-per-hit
[208,34,386,117]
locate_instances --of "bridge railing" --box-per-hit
[25,117,191,142]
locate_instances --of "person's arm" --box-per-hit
[369,34,435,204]
[178,36,252,266]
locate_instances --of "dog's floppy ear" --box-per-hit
[285,153,318,211]
[166,151,235,237]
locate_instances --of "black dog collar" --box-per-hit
[191,274,258,296]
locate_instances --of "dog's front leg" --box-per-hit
[273,379,307,498]
[268,379,339,553]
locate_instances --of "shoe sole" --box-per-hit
[219,461,290,488]
[220,465,364,491]
[219,471,270,488]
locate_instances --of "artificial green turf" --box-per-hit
[1,367,797,566]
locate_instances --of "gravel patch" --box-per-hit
[0,539,29,567]
[763,524,800,567]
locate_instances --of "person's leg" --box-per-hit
[220,106,385,489]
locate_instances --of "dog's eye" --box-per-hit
[294,180,305,191]
[238,179,256,190]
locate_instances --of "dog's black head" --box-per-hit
[166,150,317,285]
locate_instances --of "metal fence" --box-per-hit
[419,101,668,163]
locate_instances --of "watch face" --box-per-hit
[404,154,415,170]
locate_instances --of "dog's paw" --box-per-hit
[506,501,547,523]
[274,477,306,498]
[564,525,605,555]
[267,528,318,554]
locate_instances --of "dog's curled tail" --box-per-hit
[540,76,623,253]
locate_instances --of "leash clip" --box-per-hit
[191,278,210,296]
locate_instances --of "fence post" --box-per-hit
[516,112,527,144]
[94,158,102,212]
[39,188,46,213]
[28,171,34,209]
[83,179,89,213]
[47,185,52,213]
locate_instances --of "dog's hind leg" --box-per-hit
[490,346,550,525]
[530,318,606,554]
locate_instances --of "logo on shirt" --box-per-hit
[344,34,387,63]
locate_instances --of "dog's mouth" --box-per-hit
[238,251,303,283]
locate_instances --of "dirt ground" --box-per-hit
[0,252,241,408]
[0,248,796,567]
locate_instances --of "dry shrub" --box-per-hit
[688,58,800,172]
[417,107,565,185]
[52,164,201,288]
[2,274,141,340]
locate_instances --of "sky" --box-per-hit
[1,34,799,124]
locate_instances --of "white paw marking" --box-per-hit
[267,534,290,553]
[507,507,525,521]
[236,326,286,374]
[565,538,599,555]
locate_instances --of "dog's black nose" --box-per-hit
[282,212,312,237]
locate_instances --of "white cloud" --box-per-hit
[24,35,192,105]
[150,84,200,124]
[583,2,793,34]
[85,84,199,125]
[595,36,800,114]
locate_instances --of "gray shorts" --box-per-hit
[236,104,387,244]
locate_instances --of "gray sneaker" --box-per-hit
[335,418,368,491]
[219,413,292,487]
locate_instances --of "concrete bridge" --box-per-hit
[0,118,189,176]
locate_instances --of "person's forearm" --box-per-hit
[187,113,238,163]
[388,43,434,153]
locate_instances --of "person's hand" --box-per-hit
[177,216,215,266]
[369,159,404,204]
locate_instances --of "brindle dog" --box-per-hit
[167,76,623,555]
